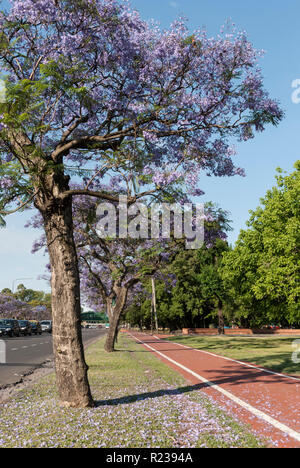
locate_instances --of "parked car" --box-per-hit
[0,319,20,337]
[18,320,32,336]
[29,321,42,335]
[40,320,52,333]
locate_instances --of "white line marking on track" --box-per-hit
[131,333,300,444]
[152,335,300,383]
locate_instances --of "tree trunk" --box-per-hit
[41,191,94,408]
[151,276,158,333]
[104,287,127,353]
[105,313,121,352]
[104,307,121,353]
[217,300,225,335]
[105,297,113,323]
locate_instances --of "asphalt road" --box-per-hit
[0,328,106,387]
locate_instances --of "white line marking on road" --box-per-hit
[22,346,28,349]
[131,333,300,444]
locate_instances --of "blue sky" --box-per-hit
[0,0,300,293]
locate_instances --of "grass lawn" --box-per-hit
[167,335,300,376]
[0,334,265,448]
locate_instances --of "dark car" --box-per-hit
[0,319,21,337]
[40,320,52,334]
[29,321,42,335]
[18,320,32,336]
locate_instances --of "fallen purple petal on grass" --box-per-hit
[0,337,267,448]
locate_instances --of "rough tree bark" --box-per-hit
[38,174,94,408]
[217,299,225,335]
[104,286,128,353]
[151,276,159,333]
[105,296,113,324]
[5,129,94,408]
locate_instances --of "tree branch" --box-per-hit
[0,190,38,215]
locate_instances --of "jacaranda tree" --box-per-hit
[0,293,30,319]
[0,0,283,407]
[28,193,173,353]
[125,213,232,331]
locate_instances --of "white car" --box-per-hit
[40,320,52,333]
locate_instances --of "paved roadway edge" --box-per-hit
[0,331,106,399]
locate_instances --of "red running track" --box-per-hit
[127,332,300,448]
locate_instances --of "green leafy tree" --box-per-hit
[1,287,13,296]
[12,284,52,316]
[221,162,300,327]
[126,238,232,331]
[194,239,232,333]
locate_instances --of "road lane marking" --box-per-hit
[131,333,300,444]
[0,340,5,363]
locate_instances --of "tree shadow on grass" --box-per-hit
[95,382,206,407]
[230,353,300,378]
[123,342,300,377]
[95,356,300,408]
[167,336,296,352]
